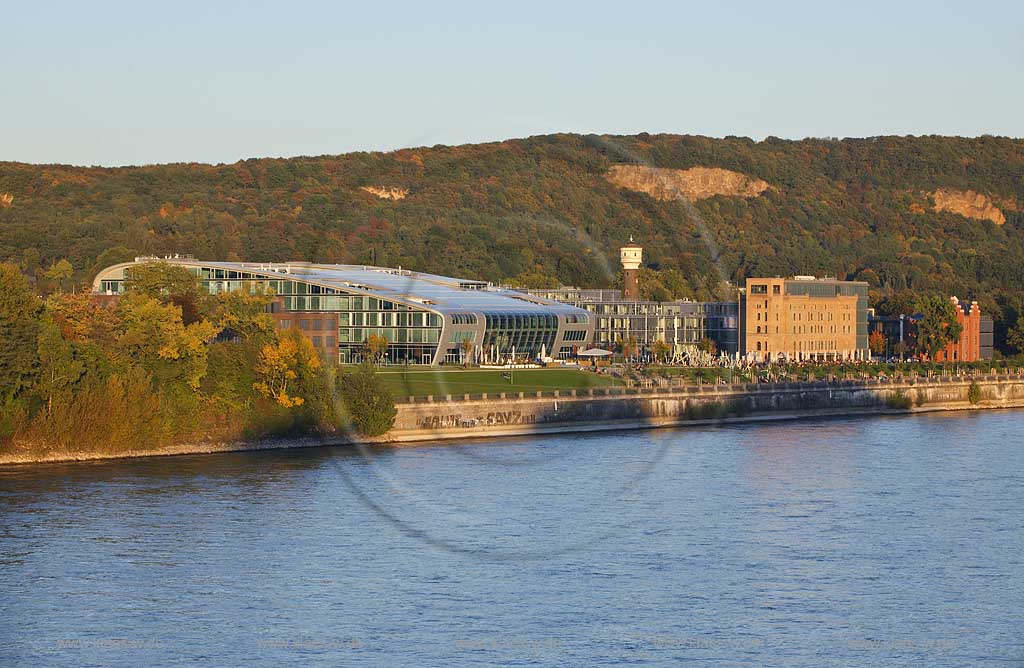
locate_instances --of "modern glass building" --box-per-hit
[94,259,594,365]
[523,288,740,355]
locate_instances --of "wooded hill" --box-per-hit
[2,133,1023,347]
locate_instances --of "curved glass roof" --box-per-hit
[96,259,591,317]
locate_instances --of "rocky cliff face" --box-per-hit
[0,193,12,208]
[360,186,409,200]
[606,165,771,202]
[930,189,1006,225]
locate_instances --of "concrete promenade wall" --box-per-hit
[384,373,1024,443]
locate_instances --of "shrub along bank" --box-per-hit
[0,262,394,461]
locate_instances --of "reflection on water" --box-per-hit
[2,411,1023,667]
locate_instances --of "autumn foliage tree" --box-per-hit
[617,335,639,360]
[869,330,887,358]
[697,337,717,355]
[253,329,321,408]
[363,333,389,364]
[1,262,340,457]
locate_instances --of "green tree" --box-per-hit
[116,293,218,393]
[43,259,74,293]
[509,270,560,289]
[914,295,964,359]
[123,261,208,324]
[33,312,87,415]
[209,289,276,342]
[0,263,42,404]
[338,362,396,436]
[1007,319,1024,356]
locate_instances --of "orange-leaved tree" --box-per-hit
[869,330,887,357]
[253,329,321,408]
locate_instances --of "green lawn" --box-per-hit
[375,367,623,398]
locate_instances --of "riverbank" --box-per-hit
[3,373,1023,465]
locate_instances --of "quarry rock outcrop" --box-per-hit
[606,165,771,202]
[360,186,409,200]
[930,189,1006,225]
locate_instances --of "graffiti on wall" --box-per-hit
[417,410,538,429]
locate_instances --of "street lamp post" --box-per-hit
[899,314,905,362]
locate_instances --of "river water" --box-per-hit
[1,411,1022,667]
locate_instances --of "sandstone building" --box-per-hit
[739,277,869,362]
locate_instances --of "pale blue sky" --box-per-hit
[3,0,1022,166]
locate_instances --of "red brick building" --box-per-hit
[934,296,982,362]
[269,297,338,360]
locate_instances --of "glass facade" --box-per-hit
[94,260,594,366]
[523,288,740,355]
[481,313,559,359]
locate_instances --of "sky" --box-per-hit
[3,0,1022,166]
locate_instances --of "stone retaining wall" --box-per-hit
[385,375,1024,442]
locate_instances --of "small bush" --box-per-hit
[915,389,926,407]
[886,391,913,410]
[968,381,982,406]
[338,363,397,436]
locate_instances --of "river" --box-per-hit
[2,411,1022,667]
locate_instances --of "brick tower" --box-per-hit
[620,237,642,300]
